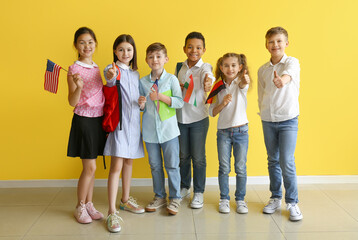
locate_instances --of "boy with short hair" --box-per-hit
[175,32,214,209]
[258,27,303,221]
[138,42,184,215]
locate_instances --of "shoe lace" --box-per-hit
[127,196,139,208]
[107,212,123,225]
[78,203,89,219]
[86,202,99,213]
[170,199,180,209]
[238,201,246,207]
[220,199,230,208]
[286,203,299,212]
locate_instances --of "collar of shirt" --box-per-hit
[269,54,288,66]
[224,77,239,93]
[184,58,204,69]
[149,69,168,83]
[116,61,131,70]
[74,60,98,68]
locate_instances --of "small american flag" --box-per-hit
[151,78,160,113]
[44,59,62,94]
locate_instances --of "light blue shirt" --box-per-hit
[139,69,184,144]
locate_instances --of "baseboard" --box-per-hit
[0,175,357,188]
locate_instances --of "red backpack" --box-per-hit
[102,65,122,132]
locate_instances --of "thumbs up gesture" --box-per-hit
[106,62,117,80]
[241,69,250,84]
[203,73,212,92]
[273,71,284,88]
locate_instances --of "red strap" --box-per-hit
[115,65,121,81]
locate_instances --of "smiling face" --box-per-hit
[114,42,134,66]
[266,33,289,62]
[183,38,206,67]
[220,57,242,82]
[145,50,168,72]
[75,33,96,59]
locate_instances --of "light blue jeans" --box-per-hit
[178,117,209,193]
[262,117,299,204]
[217,124,249,201]
[145,137,181,199]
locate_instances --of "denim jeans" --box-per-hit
[178,117,209,193]
[217,124,249,201]
[145,137,181,199]
[262,117,299,204]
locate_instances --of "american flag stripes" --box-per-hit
[44,59,62,94]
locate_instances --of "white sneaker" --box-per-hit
[236,200,248,214]
[263,198,282,214]
[219,199,230,213]
[190,193,203,209]
[180,188,191,198]
[287,203,303,221]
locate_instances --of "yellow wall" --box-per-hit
[1,0,357,180]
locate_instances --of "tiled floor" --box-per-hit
[0,184,358,239]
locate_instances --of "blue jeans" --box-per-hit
[262,117,299,204]
[145,137,181,199]
[178,117,209,193]
[217,125,249,201]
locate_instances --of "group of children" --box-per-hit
[66,26,302,233]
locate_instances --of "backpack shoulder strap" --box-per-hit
[175,62,183,77]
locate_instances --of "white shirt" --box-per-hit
[258,54,300,122]
[209,77,249,129]
[176,59,215,124]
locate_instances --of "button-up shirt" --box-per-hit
[258,54,300,122]
[176,58,214,124]
[139,69,184,144]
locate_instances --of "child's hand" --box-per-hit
[240,70,250,85]
[72,73,83,89]
[180,83,185,91]
[222,94,232,106]
[138,96,146,109]
[204,74,212,92]
[106,62,117,80]
[149,91,159,101]
[273,71,284,88]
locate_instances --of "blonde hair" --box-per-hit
[215,53,251,88]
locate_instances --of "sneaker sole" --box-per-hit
[290,214,303,221]
[119,206,145,214]
[263,206,281,214]
[145,203,166,212]
[190,203,203,209]
[167,207,178,215]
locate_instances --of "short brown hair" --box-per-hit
[146,42,167,56]
[265,26,288,40]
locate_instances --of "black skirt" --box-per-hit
[67,114,106,159]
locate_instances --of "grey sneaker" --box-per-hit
[263,198,281,214]
[236,200,248,214]
[287,203,303,221]
[190,193,204,209]
[145,197,167,212]
[219,199,230,213]
[180,188,191,198]
[167,198,181,215]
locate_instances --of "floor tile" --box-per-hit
[23,235,109,240]
[0,206,46,237]
[284,232,358,240]
[0,188,60,206]
[108,233,197,240]
[193,203,281,234]
[271,200,358,232]
[197,232,286,240]
[26,205,108,236]
[115,204,195,235]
